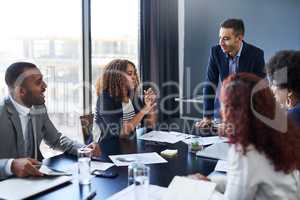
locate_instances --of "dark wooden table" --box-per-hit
[33,137,217,200]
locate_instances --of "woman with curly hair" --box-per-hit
[266,50,300,126]
[189,73,300,200]
[94,59,156,141]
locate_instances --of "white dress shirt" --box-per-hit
[224,144,300,200]
[5,96,32,175]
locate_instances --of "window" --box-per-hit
[0,0,82,157]
[0,0,139,157]
[91,0,139,104]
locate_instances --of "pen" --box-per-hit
[84,191,96,200]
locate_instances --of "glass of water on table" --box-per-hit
[78,147,92,185]
[134,163,150,200]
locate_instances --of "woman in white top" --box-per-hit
[191,73,300,200]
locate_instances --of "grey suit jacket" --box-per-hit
[0,97,84,179]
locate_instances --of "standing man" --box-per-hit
[197,18,265,128]
[0,62,101,179]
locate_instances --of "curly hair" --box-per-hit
[220,72,300,173]
[266,50,300,97]
[95,59,139,99]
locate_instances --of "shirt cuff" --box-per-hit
[5,159,14,176]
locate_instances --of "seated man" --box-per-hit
[0,62,101,179]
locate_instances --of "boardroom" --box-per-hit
[0,0,300,200]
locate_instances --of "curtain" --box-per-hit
[140,0,179,123]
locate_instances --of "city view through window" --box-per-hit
[0,0,139,157]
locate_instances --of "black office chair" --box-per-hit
[80,114,94,145]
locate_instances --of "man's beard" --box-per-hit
[21,90,45,107]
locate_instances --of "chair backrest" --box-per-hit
[80,114,94,144]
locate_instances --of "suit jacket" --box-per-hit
[95,90,144,141]
[203,41,265,117]
[0,97,83,179]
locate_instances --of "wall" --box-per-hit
[180,0,300,119]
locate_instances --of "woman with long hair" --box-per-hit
[94,59,156,141]
[190,73,300,200]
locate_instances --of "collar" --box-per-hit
[9,95,31,116]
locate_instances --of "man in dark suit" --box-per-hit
[197,18,265,128]
[0,62,101,179]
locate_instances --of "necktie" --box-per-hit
[25,114,35,158]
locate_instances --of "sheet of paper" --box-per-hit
[109,152,167,166]
[107,184,167,200]
[138,131,190,144]
[39,165,72,176]
[162,176,216,200]
[0,176,72,200]
[91,161,115,171]
[196,143,230,160]
[214,160,228,172]
[183,136,228,146]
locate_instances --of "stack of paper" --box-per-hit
[183,136,228,146]
[91,161,115,171]
[107,182,224,200]
[107,184,166,200]
[109,152,168,166]
[162,176,216,200]
[138,131,190,144]
[196,143,230,160]
[38,165,72,176]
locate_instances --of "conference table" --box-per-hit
[33,133,218,200]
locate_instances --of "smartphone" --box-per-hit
[92,169,118,178]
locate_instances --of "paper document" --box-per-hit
[107,183,222,200]
[138,131,190,144]
[183,136,228,146]
[162,176,216,200]
[91,161,114,171]
[214,160,228,172]
[196,143,230,160]
[107,184,166,200]
[0,176,72,200]
[109,152,167,166]
[39,165,72,176]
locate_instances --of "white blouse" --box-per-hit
[223,144,300,200]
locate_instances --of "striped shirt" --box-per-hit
[122,99,136,122]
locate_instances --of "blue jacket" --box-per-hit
[288,104,300,128]
[203,41,265,118]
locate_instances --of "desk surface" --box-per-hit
[34,139,217,200]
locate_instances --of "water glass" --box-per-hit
[134,164,150,200]
[78,147,92,184]
[128,162,138,185]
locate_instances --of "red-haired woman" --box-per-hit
[190,73,300,200]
